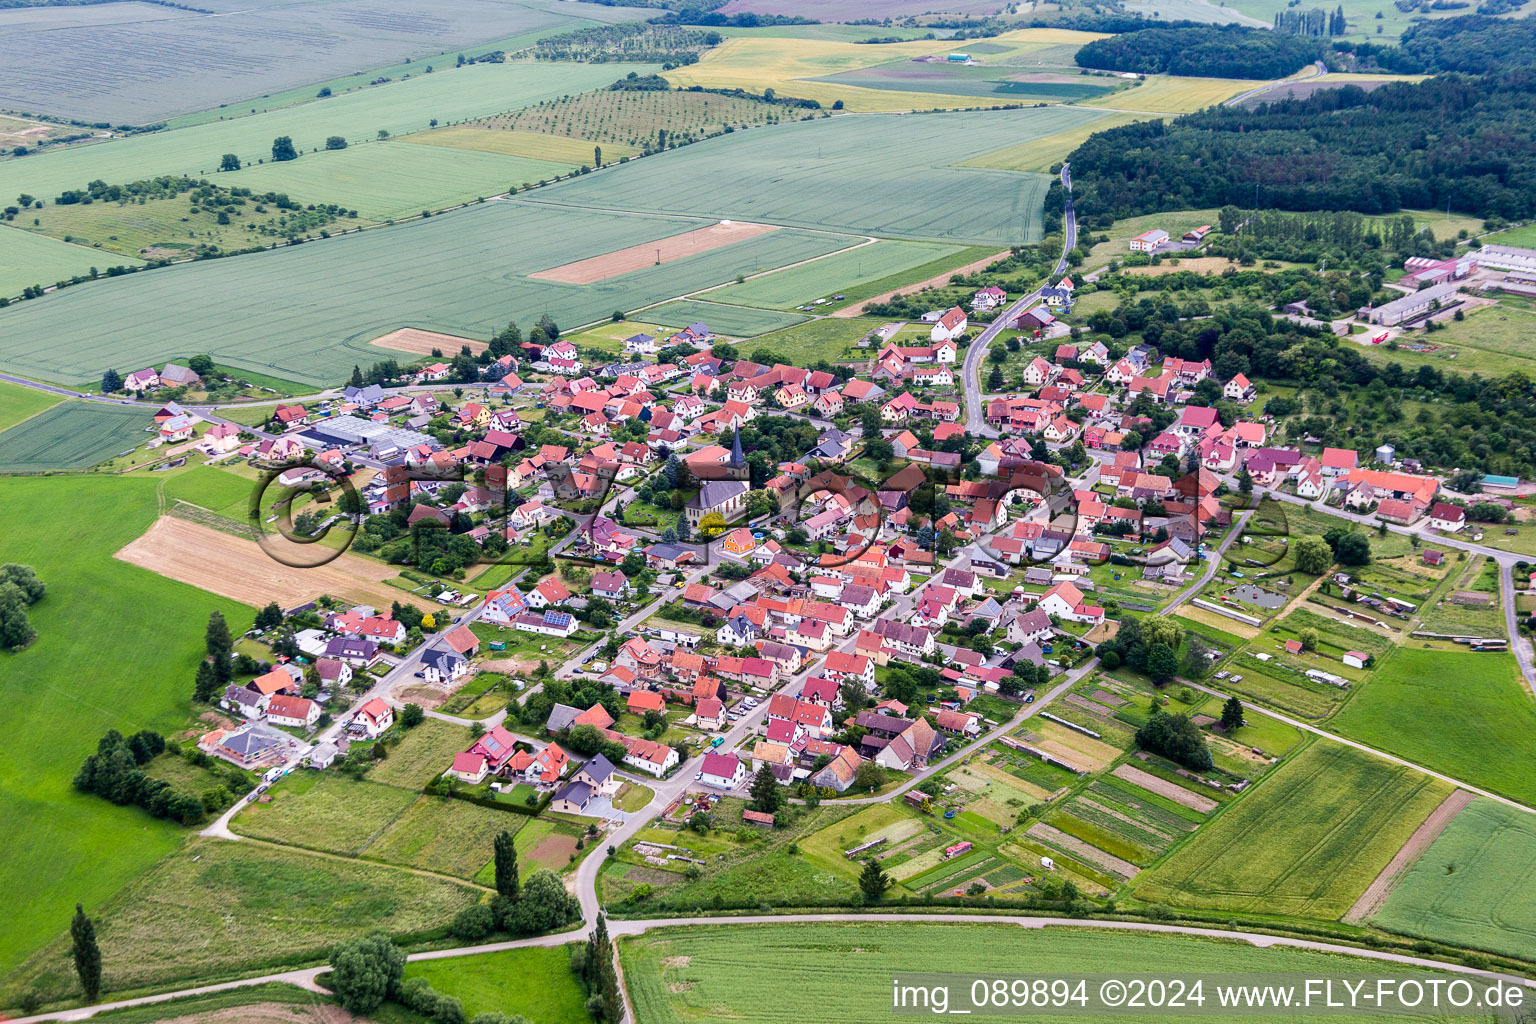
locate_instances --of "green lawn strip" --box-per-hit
[705,239,968,310]
[82,983,328,1024]
[0,378,62,432]
[1133,740,1451,919]
[1043,808,1156,866]
[160,464,259,519]
[1330,648,1536,806]
[0,476,252,979]
[1371,797,1536,961]
[637,299,811,338]
[404,945,589,1024]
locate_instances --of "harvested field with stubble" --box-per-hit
[1112,763,1218,812]
[370,327,487,356]
[115,515,448,610]
[531,221,779,283]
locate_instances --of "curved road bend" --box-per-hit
[962,164,1076,436]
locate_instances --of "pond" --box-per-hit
[1227,583,1287,610]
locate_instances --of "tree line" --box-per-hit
[1076,25,1326,79]
[1066,73,1536,225]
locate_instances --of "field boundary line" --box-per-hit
[1343,788,1476,924]
[222,833,495,894]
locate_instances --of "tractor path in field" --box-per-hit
[1343,788,1476,925]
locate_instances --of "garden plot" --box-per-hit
[942,759,1051,827]
[1026,822,1139,880]
[1111,764,1218,813]
[1023,720,1124,772]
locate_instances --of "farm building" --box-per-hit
[1128,229,1169,252]
[1360,281,1464,326]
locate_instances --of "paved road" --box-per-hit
[22,908,1534,1024]
[962,164,1075,435]
[1223,60,1328,107]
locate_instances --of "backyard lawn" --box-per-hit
[404,945,589,1024]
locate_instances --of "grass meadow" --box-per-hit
[9,838,479,999]
[227,140,569,222]
[749,316,885,365]
[1330,649,1536,806]
[1091,75,1259,113]
[0,201,856,387]
[1371,797,1536,961]
[623,922,1485,1024]
[0,62,648,210]
[1134,741,1450,919]
[0,0,648,124]
[0,226,142,298]
[0,401,151,471]
[0,475,251,985]
[0,379,60,432]
[522,107,1104,246]
[404,946,588,1024]
[706,239,963,309]
[401,126,639,165]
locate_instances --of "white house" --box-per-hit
[420,648,469,684]
[929,306,968,343]
[350,697,394,738]
[1429,502,1466,533]
[698,751,748,790]
[621,737,679,777]
[1035,581,1104,625]
[1128,229,1169,252]
[265,695,320,729]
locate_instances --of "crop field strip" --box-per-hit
[0,62,653,209]
[0,379,62,433]
[705,239,963,310]
[0,400,150,472]
[223,141,572,223]
[0,0,652,124]
[1135,741,1452,919]
[521,106,1113,246]
[400,126,639,164]
[0,201,856,387]
[1371,797,1536,960]
[622,921,1486,1024]
[0,226,146,299]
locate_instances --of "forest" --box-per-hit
[1342,16,1536,73]
[1074,24,1325,79]
[1065,74,1536,224]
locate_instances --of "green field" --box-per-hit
[227,140,570,222]
[960,111,1158,173]
[1372,797,1536,961]
[0,475,251,983]
[404,946,589,1024]
[8,838,478,999]
[750,316,887,365]
[1330,649,1536,807]
[1485,222,1536,248]
[1135,742,1451,919]
[706,239,964,309]
[0,201,857,388]
[0,379,61,432]
[0,226,143,298]
[161,465,260,519]
[401,125,639,164]
[521,107,1106,245]
[0,62,652,208]
[623,922,1492,1024]
[0,400,151,472]
[638,299,811,338]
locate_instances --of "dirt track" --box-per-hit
[831,249,1010,317]
[153,1002,357,1024]
[369,327,486,357]
[1343,788,1474,924]
[115,516,447,610]
[530,221,777,284]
